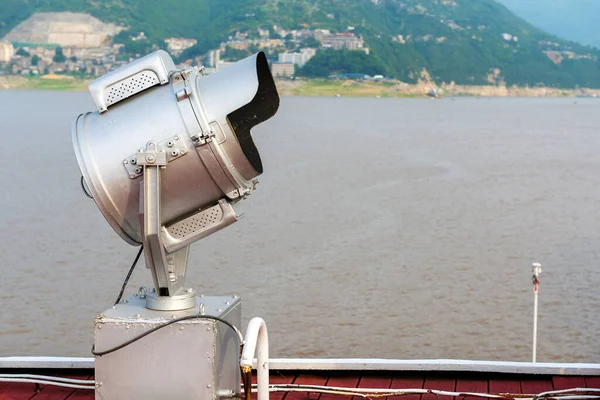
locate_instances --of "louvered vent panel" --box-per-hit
[105,71,159,107]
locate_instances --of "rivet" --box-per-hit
[187,288,194,293]
[207,384,211,389]
[217,309,222,312]
[180,149,186,155]
[135,314,141,318]
[112,306,116,309]
[226,301,230,305]
[97,325,102,329]
[123,160,128,164]
[174,135,180,140]
[146,155,156,163]
[180,326,184,330]
[129,174,136,179]
[125,325,129,330]
[172,314,177,319]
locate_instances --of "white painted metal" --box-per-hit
[0,357,94,369]
[241,318,269,400]
[94,295,242,400]
[255,359,600,376]
[532,262,542,363]
[88,50,175,113]
[3,357,600,376]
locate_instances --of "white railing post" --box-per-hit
[240,317,269,400]
[532,262,542,363]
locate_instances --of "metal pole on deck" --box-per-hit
[532,262,542,363]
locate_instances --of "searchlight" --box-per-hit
[72,50,279,399]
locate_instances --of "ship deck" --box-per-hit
[1,358,599,400]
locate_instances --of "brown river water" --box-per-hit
[0,91,599,362]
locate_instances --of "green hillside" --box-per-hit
[2,0,600,88]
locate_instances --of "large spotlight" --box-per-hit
[72,51,279,399]
[73,50,279,309]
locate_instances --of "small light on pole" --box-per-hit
[532,262,542,363]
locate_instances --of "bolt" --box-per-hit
[166,140,174,147]
[130,157,137,165]
[135,167,142,174]
[171,150,178,157]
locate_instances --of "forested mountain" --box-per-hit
[496,0,600,49]
[2,0,600,87]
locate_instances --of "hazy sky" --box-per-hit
[495,0,600,48]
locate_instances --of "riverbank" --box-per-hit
[275,79,600,98]
[2,74,600,97]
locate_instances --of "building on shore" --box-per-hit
[271,62,295,77]
[0,41,15,62]
[278,48,316,68]
[206,49,221,68]
[164,38,197,56]
[315,31,369,54]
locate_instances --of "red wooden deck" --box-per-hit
[1,369,599,400]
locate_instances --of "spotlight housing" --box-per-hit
[73,50,279,309]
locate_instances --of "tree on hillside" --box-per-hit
[53,47,66,63]
[298,49,387,77]
[16,48,30,57]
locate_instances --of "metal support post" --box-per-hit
[532,262,542,363]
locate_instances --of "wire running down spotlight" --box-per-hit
[73,50,279,310]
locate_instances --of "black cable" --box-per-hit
[80,176,93,199]
[92,314,243,356]
[113,246,144,306]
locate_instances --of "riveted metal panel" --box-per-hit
[94,295,241,400]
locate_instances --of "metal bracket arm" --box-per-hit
[138,141,189,297]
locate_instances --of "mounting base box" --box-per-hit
[93,294,241,400]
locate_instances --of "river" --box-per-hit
[0,91,599,362]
